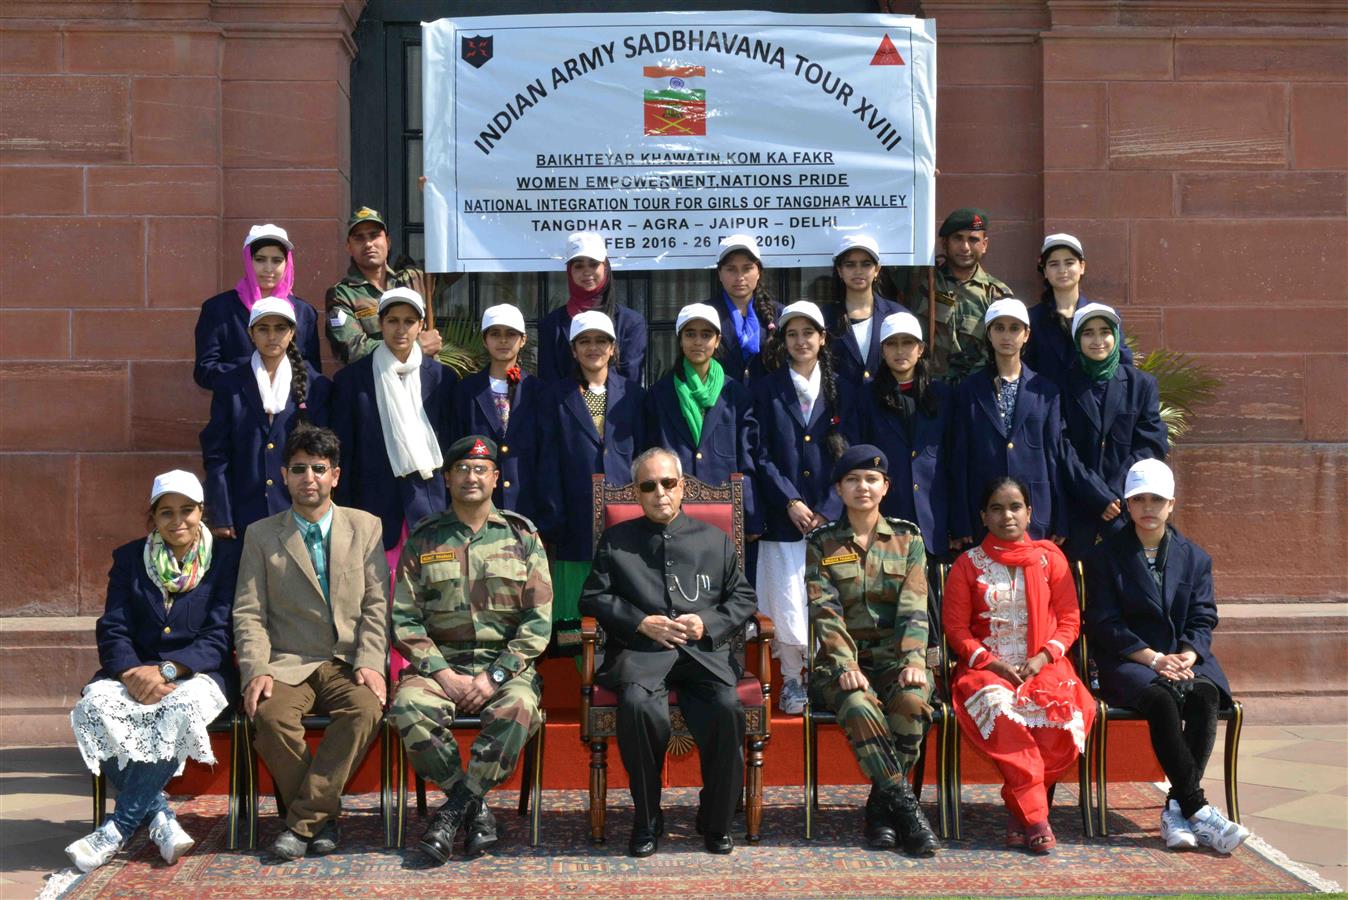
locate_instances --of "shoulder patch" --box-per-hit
[805,519,839,540]
[501,509,539,535]
[408,512,445,535]
[885,516,921,536]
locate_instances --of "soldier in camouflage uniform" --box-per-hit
[390,434,552,863]
[325,206,441,364]
[806,444,941,857]
[904,208,1013,383]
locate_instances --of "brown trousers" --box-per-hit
[251,659,382,838]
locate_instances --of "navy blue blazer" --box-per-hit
[644,371,762,535]
[1061,364,1167,558]
[453,369,545,521]
[858,380,954,556]
[193,290,323,391]
[200,362,332,534]
[94,537,241,700]
[710,292,783,386]
[750,366,858,542]
[823,295,904,391]
[331,354,456,550]
[537,304,648,386]
[950,364,1068,541]
[1024,295,1134,391]
[536,373,647,561]
[1084,526,1231,708]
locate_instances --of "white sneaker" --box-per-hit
[1160,800,1197,850]
[64,821,123,873]
[149,809,195,865]
[779,679,806,715]
[1188,804,1250,854]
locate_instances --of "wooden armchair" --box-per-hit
[579,473,774,845]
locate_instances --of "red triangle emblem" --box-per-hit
[870,34,905,66]
[469,439,490,457]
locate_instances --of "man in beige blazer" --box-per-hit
[233,425,389,860]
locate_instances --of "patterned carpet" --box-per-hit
[52,784,1324,899]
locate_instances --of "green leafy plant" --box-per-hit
[1128,337,1221,447]
[432,314,538,378]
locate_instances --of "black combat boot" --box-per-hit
[418,781,476,864]
[463,797,499,857]
[864,783,898,849]
[884,778,940,857]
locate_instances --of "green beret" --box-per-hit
[346,206,388,235]
[445,434,498,467]
[939,207,990,237]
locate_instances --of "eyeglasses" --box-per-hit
[286,463,330,476]
[452,463,494,477]
[638,477,680,493]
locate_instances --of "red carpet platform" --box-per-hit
[50,784,1322,899]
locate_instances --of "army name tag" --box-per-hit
[420,550,456,564]
[822,551,860,566]
[354,306,378,319]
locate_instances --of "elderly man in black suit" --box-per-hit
[580,447,758,857]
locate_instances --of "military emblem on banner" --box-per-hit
[643,66,707,136]
[461,34,493,68]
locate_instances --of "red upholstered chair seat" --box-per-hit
[590,675,766,709]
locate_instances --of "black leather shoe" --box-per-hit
[703,832,733,855]
[308,819,340,855]
[884,779,940,857]
[864,784,898,850]
[417,782,474,865]
[463,799,498,858]
[628,809,663,858]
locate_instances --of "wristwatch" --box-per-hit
[159,661,179,682]
[487,665,508,686]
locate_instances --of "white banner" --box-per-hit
[422,11,936,272]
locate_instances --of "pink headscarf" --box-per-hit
[235,240,296,312]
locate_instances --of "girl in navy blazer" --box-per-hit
[706,233,783,385]
[537,310,646,653]
[1060,303,1167,560]
[331,288,455,558]
[453,304,543,521]
[200,296,331,539]
[644,303,762,536]
[67,471,239,873]
[860,311,955,559]
[193,223,322,391]
[751,300,855,713]
[951,298,1068,545]
[1084,459,1249,854]
[537,231,647,385]
[825,234,904,391]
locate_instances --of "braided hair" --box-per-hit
[284,339,311,420]
[763,319,849,461]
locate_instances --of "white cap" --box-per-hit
[1124,458,1175,500]
[834,233,881,263]
[1041,232,1084,258]
[675,302,722,334]
[150,469,204,505]
[717,233,761,264]
[569,310,617,342]
[244,223,293,251]
[984,297,1031,327]
[1071,302,1121,339]
[481,303,526,335]
[879,311,925,344]
[777,300,825,330]
[566,231,608,264]
[247,296,297,328]
[377,286,425,318]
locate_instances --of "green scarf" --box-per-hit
[673,357,725,446]
[143,526,213,609]
[1075,317,1122,382]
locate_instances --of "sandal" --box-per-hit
[1025,819,1056,854]
[1004,814,1026,848]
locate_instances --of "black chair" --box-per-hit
[801,564,958,840]
[1076,562,1244,835]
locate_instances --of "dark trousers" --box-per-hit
[1133,676,1219,819]
[615,653,745,837]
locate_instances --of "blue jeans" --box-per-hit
[103,759,177,836]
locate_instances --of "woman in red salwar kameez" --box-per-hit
[943,476,1095,853]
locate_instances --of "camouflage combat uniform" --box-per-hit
[324,263,428,364]
[907,264,1012,383]
[806,515,932,785]
[390,505,552,797]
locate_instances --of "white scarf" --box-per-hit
[788,362,821,422]
[372,342,443,480]
[251,351,291,415]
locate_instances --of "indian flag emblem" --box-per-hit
[643,66,707,136]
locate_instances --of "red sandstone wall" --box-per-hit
[1,1,1344,618]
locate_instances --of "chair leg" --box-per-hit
[517,729,535,817]
[226,716,244,851]
[911,729,928,803]
[416,775,428,816]
[242,716,260,850]
[945,715,962,842]
[745,735,766,843]
[91,772,106,830]
[529,715,546,847]
[381,718,403,849]
[588,739,608,845]
[1096,710,1111,837]
[1224,701,1243,825]
[802,712,815,840]
[1078,745,1094,838]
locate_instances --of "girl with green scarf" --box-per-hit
[1061,302,1168,560]
[644,303,763,536]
